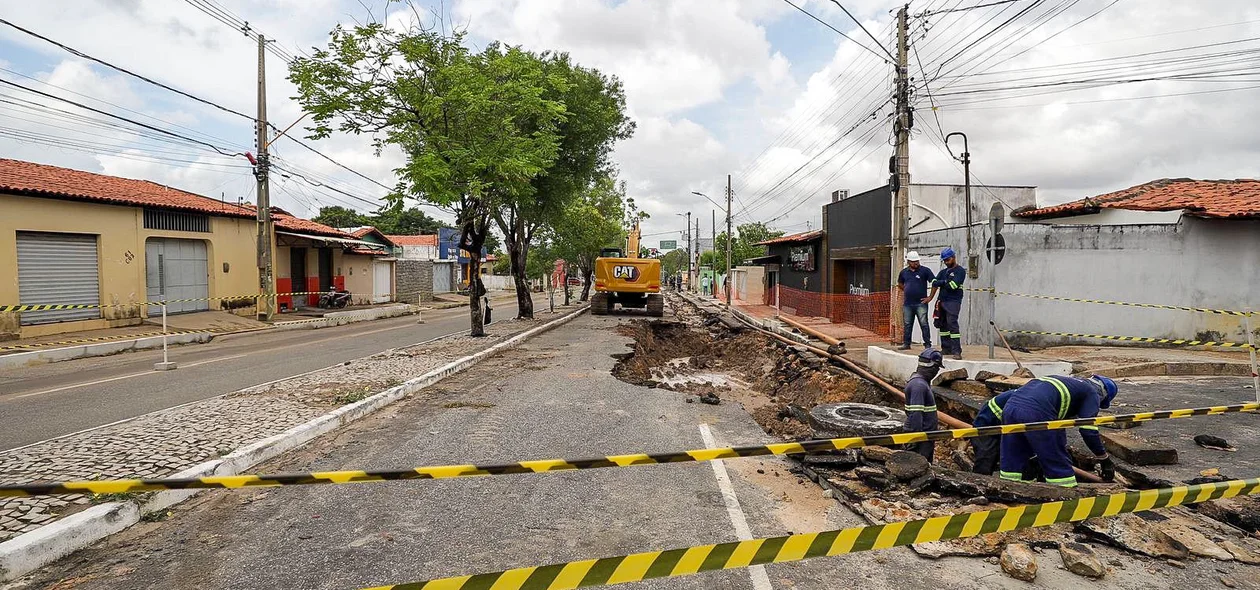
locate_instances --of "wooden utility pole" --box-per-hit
[890,5,911,341]
[725,174,733,306]
[254,33,274,320]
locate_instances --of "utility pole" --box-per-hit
[890,4,911,342]
[685,211,692,291]
[254,33,274,321]
[725,174,733,306]
[695,217,701,292]
[711,210,716,298]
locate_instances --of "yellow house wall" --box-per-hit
[0,193,261,339]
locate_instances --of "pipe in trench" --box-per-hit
[747,318,1103,483]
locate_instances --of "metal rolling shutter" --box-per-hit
[16,232,101,325]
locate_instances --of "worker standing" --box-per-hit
[999,375,1119,487]
[897,251,935,350]
[903,348,943,461]
[923,247,966,360]
[970,389,1014,475]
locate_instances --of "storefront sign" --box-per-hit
[788,245,814,271]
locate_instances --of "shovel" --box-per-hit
[990,320,1035,378]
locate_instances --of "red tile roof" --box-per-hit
[0,158,255,218]
[347,247,389,256]
[265,208,349,238]
[1014,178,1260,220]
[386,234,439,246]
[757,230,824,246]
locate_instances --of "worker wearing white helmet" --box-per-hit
[897,250,935,350]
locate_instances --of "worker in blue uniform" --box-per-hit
[999,375,1119,487]
[923,248,967,360]
[970,389,1014,475]
[903,348,942,461]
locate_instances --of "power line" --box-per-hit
[779,0,892,63]
[829,0,898,62]
[921,0,1023,15]
[0,17,257,123]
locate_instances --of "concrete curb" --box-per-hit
[0,304,587,582]
[0,333,213,370]
[272,303,419,332]
[866,345,1073,382]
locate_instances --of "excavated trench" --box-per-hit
[608,292,1260,574]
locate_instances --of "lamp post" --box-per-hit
[692,189,731,303]
[945,132,973,275]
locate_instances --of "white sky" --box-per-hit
[1,0,1257,247]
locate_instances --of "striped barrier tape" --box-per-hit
[962,287,1250,316]
[0,290,439,313]
[2,402,1255,497]
[364,477,1260,590]
[0,329,207,352]
[1001,328,1255,349]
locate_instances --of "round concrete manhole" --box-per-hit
[808,403,906,438]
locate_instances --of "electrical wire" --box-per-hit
[779,0,892,63]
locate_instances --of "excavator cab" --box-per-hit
[590,222,663,317]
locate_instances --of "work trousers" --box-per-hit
[939,299,962,355]
[971,434,1000,475]
[999,403,1077,487]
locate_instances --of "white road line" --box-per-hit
[698,423,774,590]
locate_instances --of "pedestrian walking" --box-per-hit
[897,251,935,350]
[903,348,942,461]
[923,247,967,359]
[999,375,1118,487]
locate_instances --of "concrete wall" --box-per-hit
[341,254,390,305]
[909,184,1036,233]
[395,259,433,303]
[399,244,438,260]
[732,265,764,303]
[481,274,514,291]
[908,215,1260,349]
[0,193,259,339]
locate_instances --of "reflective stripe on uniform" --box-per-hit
[948,281,959,289]
[987,397,1003,419]
[999,470,1023,481]
[1037,377,1071,420]
[1080,425,1099,431]
[1046,475,1078,488]
[905,405,938,412]
[948,334,961,339]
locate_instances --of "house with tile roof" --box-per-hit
[907,177,1260,349]
[0,158,395,339]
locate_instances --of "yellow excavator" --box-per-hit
[591,220,663,317]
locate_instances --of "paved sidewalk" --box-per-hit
[0,309,572,543]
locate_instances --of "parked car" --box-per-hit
[567,276,583,286]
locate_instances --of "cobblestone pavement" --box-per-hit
[0,310,572,542]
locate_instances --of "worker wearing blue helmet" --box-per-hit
[923,247,967,359]
[903,348,943,461]
[999,374,1119,487]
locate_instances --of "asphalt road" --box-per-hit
[0,298,522,451]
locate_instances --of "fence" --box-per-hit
[777,285,892,338]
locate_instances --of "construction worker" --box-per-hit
[897,251,935,350]
[999,375,1119,487]
[923,247,966,359]
[903,348,942,461]
[970,389,1014,475]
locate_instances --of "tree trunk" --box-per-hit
[467,255,486,337]
[579,266,593,302]
[496,208,535,320]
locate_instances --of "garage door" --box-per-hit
[146,238,209,314]
[432,261,452,293]
[17,231,101,325]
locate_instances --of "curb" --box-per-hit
[0,333,213,370]
[0,305,588,582]
[271,304,419,332]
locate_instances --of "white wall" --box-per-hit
[481,274,514,290]
[910,184,1037,233]
[908,216,1260,349]
[399,244,438,260]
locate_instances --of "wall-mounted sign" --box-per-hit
[788,245,815,272]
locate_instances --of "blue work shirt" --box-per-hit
[1003,376,1107,456]
[898,266,936,304]
[932,264,967,302]
[904,375,938,433]
[973,390,1014,428]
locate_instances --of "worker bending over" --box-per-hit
[970,389,1013,475]
[999,375,1118,487]
[903,348,943,461]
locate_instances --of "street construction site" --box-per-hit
[1,289,1257,589]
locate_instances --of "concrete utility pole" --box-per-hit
[890,4,911,341]
[725,174,733,306]
[695,217,701,292]
[685,211,692,291]
[711,210,716,298]
[254,33,275,321]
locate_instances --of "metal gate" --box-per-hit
[145,238,209,314]
[373,260,392,303]
[16,231,101,325]
[432,261,453,293]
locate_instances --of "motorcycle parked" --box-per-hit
[318,288,352,309]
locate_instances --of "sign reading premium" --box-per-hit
[788,245,814,271]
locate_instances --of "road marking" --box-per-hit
[13,371,150,399]
[698,423,774,590]
[182,353,248,368]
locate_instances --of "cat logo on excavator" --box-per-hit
[612,265,640,281]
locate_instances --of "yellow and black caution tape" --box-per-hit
[1001,328,1255,349]
[2,402,1255,497]
[365,477,1260,590]
[0,290,437,313]
[963,288,1251,317]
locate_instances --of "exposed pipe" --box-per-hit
[777,314,842,346]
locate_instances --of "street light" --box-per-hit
[944,132,973,275]
[693,189,732,304]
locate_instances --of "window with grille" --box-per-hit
[144,209,210,232]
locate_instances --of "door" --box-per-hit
[765,270,778,306]
[145,238,209,314]
[432,262,452,293]
[16,231,100,325]
[373,260,392,303]
[289,247,307,295]
[318,248,334,292]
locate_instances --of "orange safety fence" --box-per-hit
[776,286,894,338]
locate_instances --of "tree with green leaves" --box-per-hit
[312,205,368,229]
[290,24,565,336]
[372,206,445,235]
[494,53,633,319]
[659,249,688,279]
[710,222,784,274]
[550,174,627,302]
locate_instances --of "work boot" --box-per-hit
[897,344,911,350]
[951,354,963,360]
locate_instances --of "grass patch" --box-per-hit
[90,491,141,504]
[141,509,172,522]
[442,401,496,409]
[332,386,375,405]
